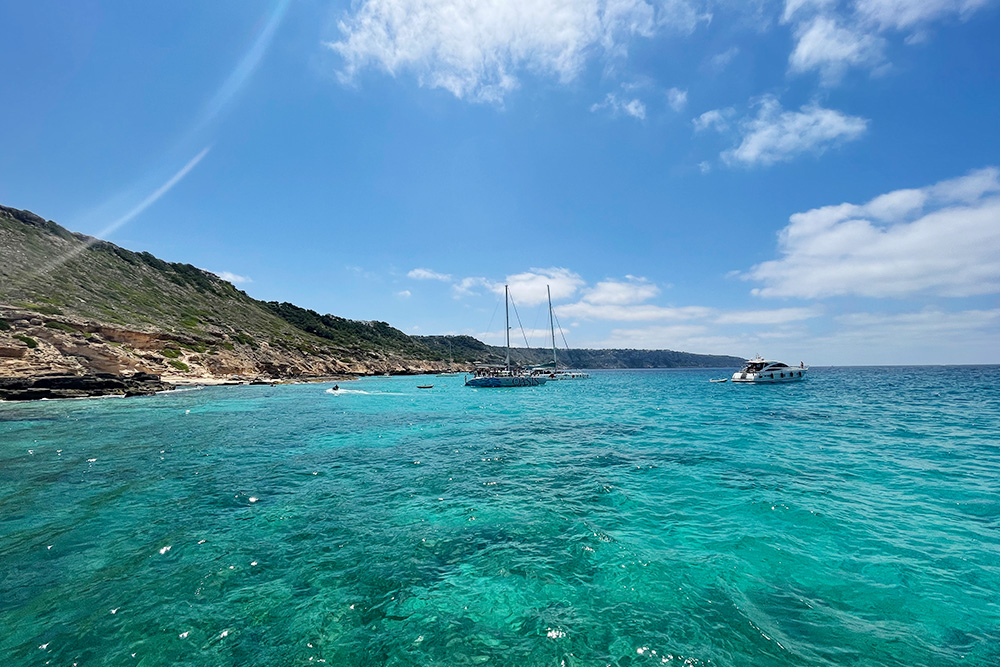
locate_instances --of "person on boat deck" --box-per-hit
[800,361,804,368]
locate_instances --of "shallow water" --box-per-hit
[2,367,999,666]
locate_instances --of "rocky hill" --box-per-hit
[0,205,456,384]
[1,204,745,393]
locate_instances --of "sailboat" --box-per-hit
[465,285,547,388]
[531,285,590,380]
[436,339,461,376]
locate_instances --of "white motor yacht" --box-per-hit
[732,356,807,383]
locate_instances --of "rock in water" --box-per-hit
[0,373,174,401]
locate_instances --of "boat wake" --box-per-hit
[325,388,406,396]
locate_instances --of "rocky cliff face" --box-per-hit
[0,306,457,384]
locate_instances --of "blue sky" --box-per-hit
[2,0,998,365]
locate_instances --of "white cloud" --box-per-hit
[397,290,412,298]
[592,92,647,120]
[214,271,252,284]
[706,46,739,71]
[783,0,995,83]
[408,267,452,281]
[583,276,660,304]
[452,276,498,298]
[743,167,1000,298]
[721,96,868,166]
[505,267,585,305]
[788,15,885,83]
[328,0,706,103]
[555,274,713,321]
[855,0,994,31]
[692,108,731,132]
[782,0,836,23]
[666,87,688,112]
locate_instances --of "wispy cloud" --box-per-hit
[592,92,647,120]
[452,276,499,299]
[408,267,452,281]
[327,0,707,103]
[855,0,995,31]
[666,87,688,112]
[706,46,740,72]
[743,167,1000,298]
[788,15,885,84]
[583,276,660,305]
[692,108,732,133]
[783,0,994,83]
[714,96,868,166]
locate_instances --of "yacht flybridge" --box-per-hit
[732,355,807,383]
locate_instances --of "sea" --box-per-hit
[1,367,998,667]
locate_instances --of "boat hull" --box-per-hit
[732,370,806,383]
[465,376,547,387]
[550,372,590,380]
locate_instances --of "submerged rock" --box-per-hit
[0,373,174,401]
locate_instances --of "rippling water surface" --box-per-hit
[2,367,999,666]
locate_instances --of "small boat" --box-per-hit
[417,385,433,389]
[709,378,728,383]
[732,356,807,383]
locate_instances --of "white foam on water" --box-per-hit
[171,386,205,393]
[324,388,405,396]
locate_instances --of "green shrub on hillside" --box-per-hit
[26,303,63,315]
[44,321,77,333]
[14,335,38,349]
[161,348,181,358]
[231,332,258,349]
[0,318,10,331]
[168,360,189,372]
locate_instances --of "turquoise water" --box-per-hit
[2,368,999,666]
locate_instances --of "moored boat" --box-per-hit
[466,365,547,387]
[466,285,548,389]
[732,356,807,383]
[529,285,590,381]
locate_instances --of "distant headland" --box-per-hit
[0,204,745,399]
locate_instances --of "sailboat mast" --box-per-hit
[548,285,557,369]
[505,284,511,370]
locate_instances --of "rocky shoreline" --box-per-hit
[0,372,174,401]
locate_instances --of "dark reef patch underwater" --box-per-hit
[2,367,999,666]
